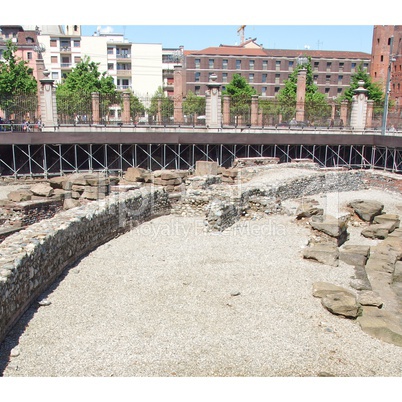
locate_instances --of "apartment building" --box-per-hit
[184,39,371,98]
[371,25,402,105]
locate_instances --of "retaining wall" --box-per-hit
[0,187,170,344]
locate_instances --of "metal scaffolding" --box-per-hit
[1,142,402,177]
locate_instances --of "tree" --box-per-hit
[277,57,330,124]
[341,63,384,103]
[147,87,173,124]
[56,56,116,123]
[0,40,38,121]
[183,90,205,123]
[222,73,256,123]
[129,92,146,123]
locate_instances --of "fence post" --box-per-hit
[350,80,368,131]
[91,92,100,125]
[366,100,374,129]
[296,68,307,122]
[340,100,348,128]
[205,74,221,129]
[39,70,58,131]
[122,91,131,124]
[223,95,230,126]
[173,65,183,124]
[251,95,259,126]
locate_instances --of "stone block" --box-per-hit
[7,190,32,202]
[30,183,54,197]
[348,199,384,222]
[195,161,218,176]
[339,245,370,267]
[303,243,339,266]
[125,167,148,182]
[48,176,68,189]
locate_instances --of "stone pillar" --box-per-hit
[340,100,348,128]
[223,95,230,126]
[350,80,368,131]
[173,65,183,124]
[91,92,100,125]
[205,74,222,129]
[296,68,307,122]
[39,70,58,131]
[251,95,259,126]
[122,91,131,124]
[157,98,162,124]
[366,100,374,129]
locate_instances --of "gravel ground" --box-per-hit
[1,188,402,377]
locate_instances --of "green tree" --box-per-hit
[129,92,146,123]
[222,73,256,123]
[56,56,116,123]
[147,87,173,124]
[277,56,330,124]
[341,63,384,103]
[183,90,205,123]
[0,40,38,121]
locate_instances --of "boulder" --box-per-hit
[309,214,348,246]
[195,161,218,176]
[339,244,370,267]
[48,176,68,189]
[29,183,54,197]
[348,199,384,222]
[361,221,397,239]
[124,167,148,182]
[303,243,339,266]
[312,282,352,298]
[7,190,32,202]
[321,291,362,318]
[296,200,324,219]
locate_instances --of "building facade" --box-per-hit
[184,39,371,98]
[370,25,402,106]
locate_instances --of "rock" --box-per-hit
[321,291,362,318]
[10,347,20,357]
[125,167,148,182]
[312,282,352,298]
[361,221,398,239]
[296,201,324,219]
[30,184,54,198]
[309,215,348,246]
[350,265,372,291]
[339,244,370,267]
[357,290,383,307]
[373,213,400,228]
[348,199,384,222]
[7,190,32,202]
[48,176,68,189]
[303,243,339,266]
[195,161,218,176]
[393,261,402,283]
[37,298,51,306]
[63,198,81,210]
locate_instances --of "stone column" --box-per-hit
[340,100,348,128]
[366,100,374,129]
[205,74,222,129]
[296,68,307,122]
[350,80,368,131]
[91,92,100,125]
[122,91,131,124]
[39,70,58,131]
[223,95,230,126]
[173,65,183,124]
[251,95,259,126]
[157,98,162,124]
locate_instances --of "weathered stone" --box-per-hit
[303,243,339,266]
[195,161,218,176]
[357,290,383,307]
[310,215,347,238]
[296,201,324,219]
[348,199,384,222]
[71,184,86,193]
[7,190,32,202]
[361,221,398,239]
[373,213,400,227]
[339,244,370,267]
[48,176,68,189]
[312,282,353,298]
[393,261,402,283]
[63,198,81,210]
[124,167,148,182]
[160,171,180,181]
[84,175,110,186]
[68,173,88,186]
[321,291,362,318]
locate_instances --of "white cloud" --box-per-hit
[97,26,114,34]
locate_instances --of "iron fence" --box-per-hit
[0,92,39,126]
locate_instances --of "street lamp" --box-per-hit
[381,36,396,135]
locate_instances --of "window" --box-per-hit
[27,52,32,60]
[262,73,267,83]
[195,86,200,95]
[73,40,80,47]
[209,59,214,69]
[222,59,228,69]
[339,62,344,71]
[195,59,200,69]
[249,73,254,83]
[313,75,318,84]
[222,73,228,82]
[363,63,368,70]
[50,39,57,47]
[326,62,332,72]
[262,60,268,69]
[325,87,330,94]
[275,60,281,71]
[381,55,384,62]
[338,75,343,84]
[314,62,319,71]
[274,86,280,95]
[261,87,267,96]
[51,56,58,63]
[288,61,294,71]
[108,63,114,70]
[107,47,113,55]
[74,56,81,63]
[249,60,255,70]
[275,73,280,84]
[236,59,241,70]
[326,75,331,84]
[337,88,343,94]
[195,72,200,82]
[51,72,59,80]
[26,37,34,44]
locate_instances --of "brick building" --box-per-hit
[370,25,402,106]
[184,39,370,99]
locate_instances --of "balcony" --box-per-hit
[61,63,72,69]
[60,46,71,53]
[117,85,132,91]
[116,53,131,60]
[116,69,132,77]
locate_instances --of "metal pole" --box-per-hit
[381,36,394,136]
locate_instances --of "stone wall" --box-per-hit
[0,187,170,344]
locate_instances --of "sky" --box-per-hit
[81,25,374,53]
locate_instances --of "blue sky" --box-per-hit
[81,25,374,53]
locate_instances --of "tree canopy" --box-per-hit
[341,63,384,103]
